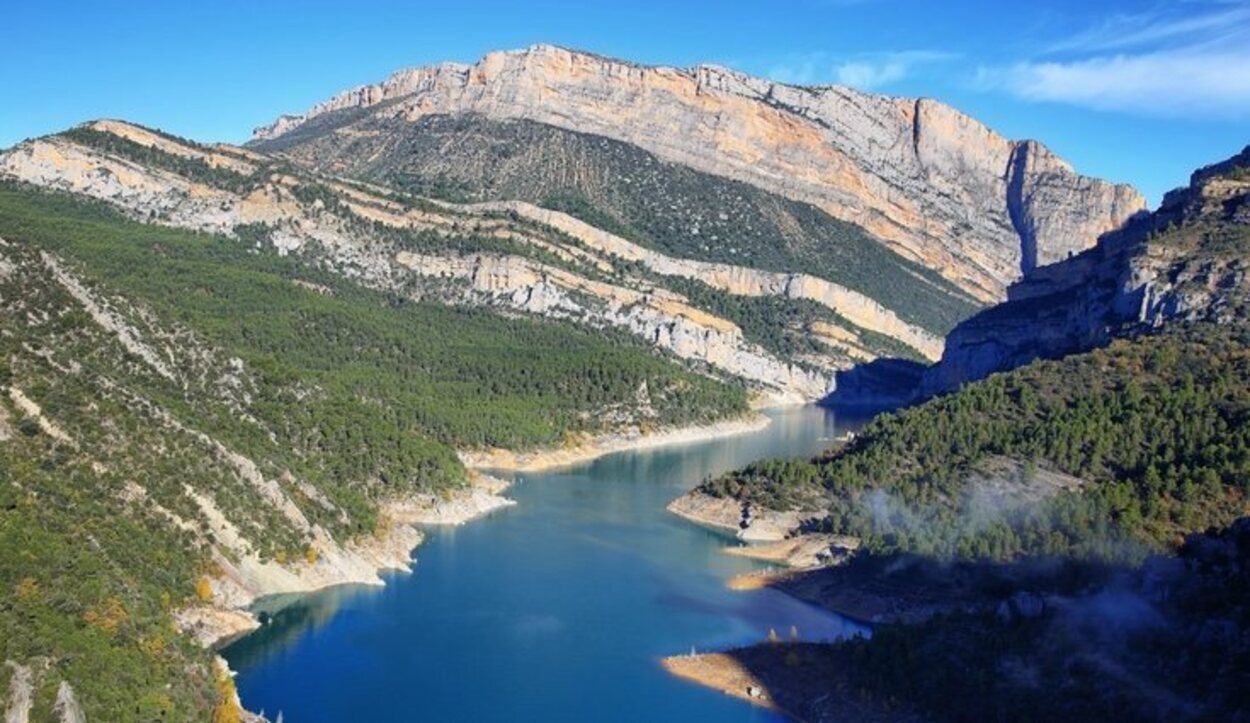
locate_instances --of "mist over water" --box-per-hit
[224,405,869,722]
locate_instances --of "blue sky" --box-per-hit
[3,0,1248,205]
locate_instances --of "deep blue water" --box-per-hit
[223,405,869,722]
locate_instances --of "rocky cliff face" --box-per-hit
[253,44,1146,301]
[922,146,1250,396]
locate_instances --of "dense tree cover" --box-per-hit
[0,183,744,454]
[704,324,1250,561]
[1,431,220,720]
[0,181,748,719]
[277,114,981,334]
[831,518,1250,722]
[1,249,243,719]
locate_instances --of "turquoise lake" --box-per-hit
[223,405,869,721]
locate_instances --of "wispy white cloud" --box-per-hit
[977,49,1250,117]
[1046,1,1250,53]
[768,50,954,90]
[834,59,909,89]
[977,1,1250,119]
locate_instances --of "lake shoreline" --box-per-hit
[662,643,924,723]
[205,411,778,652]
[183,473,516,652]
[661,652,784,716]
[458,413,773,472]
[225,404,854,721]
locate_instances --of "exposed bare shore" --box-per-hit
[458,414,771,472]
[663,644,925,723]
[179,473,515,649]
[386,472,516,526]
[665,489,823,543]
[724,534,858,568]
[662,652,781,714]
[726,567,806,592]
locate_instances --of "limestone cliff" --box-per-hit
[253,44,1146,300]
[922,145,1250,397]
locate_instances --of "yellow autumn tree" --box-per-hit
[212,673,242,723]
[195,576,214,602]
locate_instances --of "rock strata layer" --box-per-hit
[254,44,1146,300]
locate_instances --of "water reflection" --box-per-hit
[225,584,383,670]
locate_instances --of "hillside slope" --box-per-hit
[0,180,749,720]
[0,120,969,400]
[678,147,1250,562]
[256,113,979,337]
[252,44,1146,301]
[695,324,1250,561]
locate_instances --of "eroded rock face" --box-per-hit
[455,200,943,358]
[394,250,832,399]
[923,146,1250,397]
[253,44,1146,300]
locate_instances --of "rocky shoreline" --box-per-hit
[724,534,860,570]
[178,473,516,650]
[459,414,771,472]
[662,644,924,723]
[665,489,827,543]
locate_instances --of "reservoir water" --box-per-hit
[224,405,869,721]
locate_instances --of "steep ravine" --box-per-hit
[923,144,1250,397]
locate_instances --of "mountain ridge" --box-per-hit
[2,118,998,399]
[251,43,1146,301]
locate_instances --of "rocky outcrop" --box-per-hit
[382,473,515,525]
[4,661,33,723]
[53,682,85,723]
[455,200,944,359]
[7,388,74,446]
[394,251,831,400]
[254,44,1145,300]
[1,662,86,723]
[923,146,1250,397]
[666,490,822,542]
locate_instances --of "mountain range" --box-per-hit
[0,44,1215,722]
[252,45,1144,301]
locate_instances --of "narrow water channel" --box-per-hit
[224,405,870,721]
